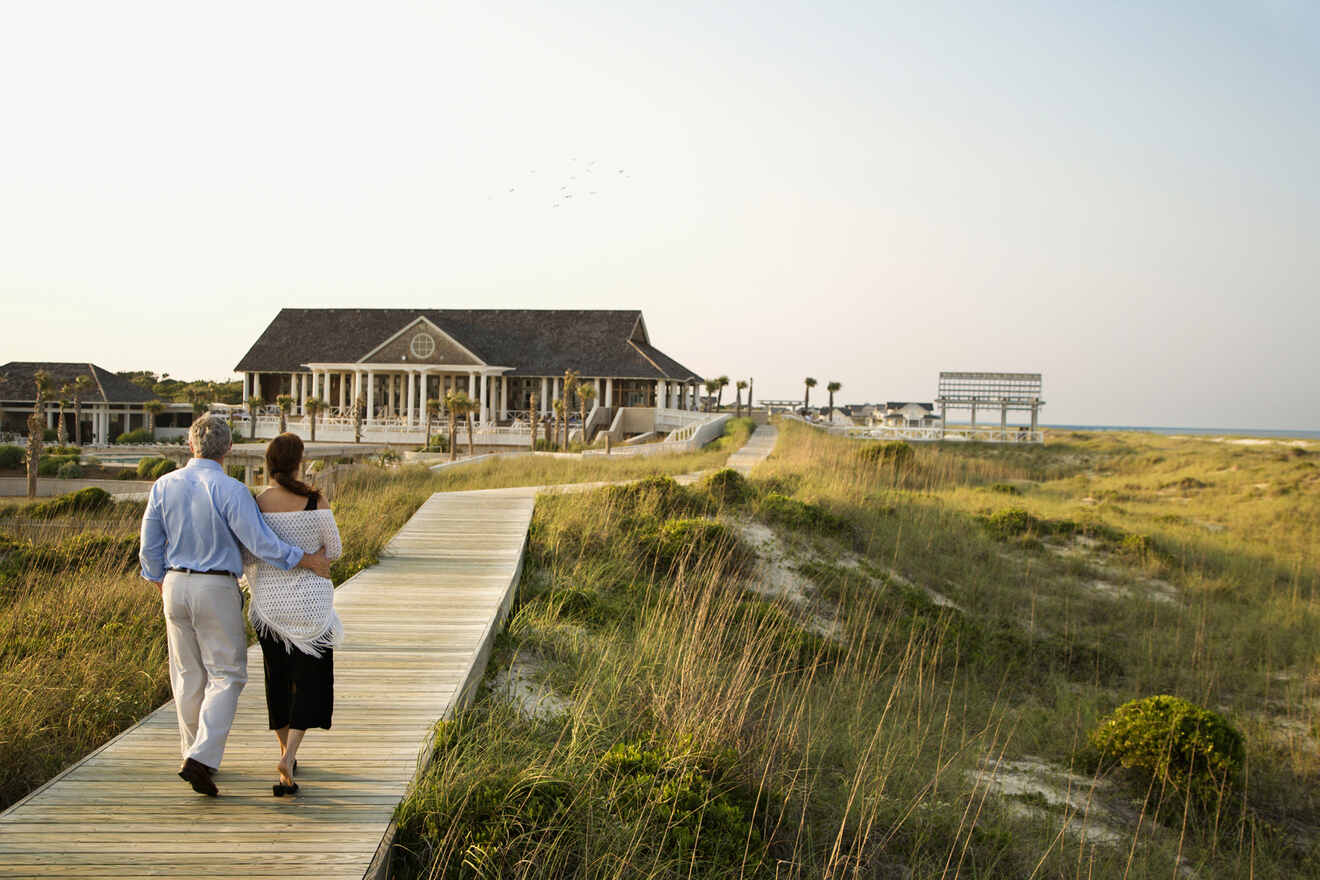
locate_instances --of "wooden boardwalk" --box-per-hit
[727,424,777,474]
[0,488,537,879]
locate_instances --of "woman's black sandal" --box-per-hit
[273,782,300,797]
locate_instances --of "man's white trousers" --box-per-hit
[161,571,247,770]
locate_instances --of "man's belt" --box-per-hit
[166,567,237,577]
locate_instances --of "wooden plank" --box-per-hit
[0,487,538,879]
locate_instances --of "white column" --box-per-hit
[656,380,665,409]
[467,372,475,398]
[477,372,486,427]
[406,371,415,426]
[366,370,376,422]
[553,378,561,404]
[540,378,549,414]
[605,378,614,407]
[243,373,251,402]
[288,373,297,412]
[500,376,508,420]
[388,374,397,416]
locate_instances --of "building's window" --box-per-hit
[410,333,436,359]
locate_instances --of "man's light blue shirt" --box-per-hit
[139,458,305,581]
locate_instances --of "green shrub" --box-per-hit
[640,517,740,570]
[758,492,848,533]
[136,457,162,479]
[149,459,177,479]
[602,475,709,520]
[225,465,245,480]
[42,428,56,441]
[425,434,449,452]
[984,507,1039,540]
[115,428,154,445]
[1090,695,1245,800]
[45,446,80,457]
[732,599,840,670]
[699,468,751,506]
[116,470,137,480]
[990,482,1021,495]
[0,446,22,469]
[37,458,61,477]
[857,440,914,468]
[598,739,766,872]
[26,487,115,519]
[56,461,83,479]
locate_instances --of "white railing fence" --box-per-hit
[781,414,1043,444]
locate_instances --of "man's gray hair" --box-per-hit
[189,414,232,461]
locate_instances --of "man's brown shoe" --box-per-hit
[178,758,219,796]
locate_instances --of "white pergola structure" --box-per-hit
[935,371,1045,434]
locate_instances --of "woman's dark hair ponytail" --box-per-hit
[265,432,318,498]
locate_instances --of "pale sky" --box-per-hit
[1,1,1316,429]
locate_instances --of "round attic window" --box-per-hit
[410,333,436,359]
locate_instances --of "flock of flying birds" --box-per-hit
[488,158,632,208]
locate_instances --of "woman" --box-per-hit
[242,432,343,796]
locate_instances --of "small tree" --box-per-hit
[441,392,457,461]
[71,374,93,446]
[352,395,365,443]
[552,399,566,451]
[275,395,294,433]
[528,393,539,451]
[425,398,442,451]
[26,371,53,498]
[747,377,754,417]
[55,386,70,448]
[246,396,262,439]
[826,381,841,419]
[144,399,166,439]
[305,397,325,442]
[578,385,596,446]
[803,377,817,412]
[716,376,729,410]
[703,379,720,412]
[464,395,476,456]
[734,380,747,419]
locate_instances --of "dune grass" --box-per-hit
[390,421,1320,878]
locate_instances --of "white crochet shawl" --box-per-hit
[241,508,344,658]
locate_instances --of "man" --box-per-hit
[139,414,331,796]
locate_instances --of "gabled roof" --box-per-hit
[234,309,702,381]
[0,362,156,403]
[885,401,935,411]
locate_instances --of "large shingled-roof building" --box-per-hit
[235,309,704,431]
[0,361,168,445]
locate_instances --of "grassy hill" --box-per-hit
[392,422,1319,878]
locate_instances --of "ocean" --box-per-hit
[1044,425,1320,441]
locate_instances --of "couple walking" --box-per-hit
[138,414,344,797]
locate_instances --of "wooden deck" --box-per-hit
[0,488,537,879]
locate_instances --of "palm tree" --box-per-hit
[246,396,261,439]
[528,393,539,451]
[352,395,366,443]
[71,374,93,446]
[305,398,325,442]
[578,385,596,445]
[425,398,443,451]
[445,391,477,456]
[703,379,720,412]
[552,399,566,450]
[716,376,729,410]
[444,391,460,461]
[275,395,294,433]
[56,385,70,448]
[145,400,166,439]
[26,371,51,498]
[734,380,747,419]
[747,377,754,418]
[826,381,841,419]
[803,377,817,412]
